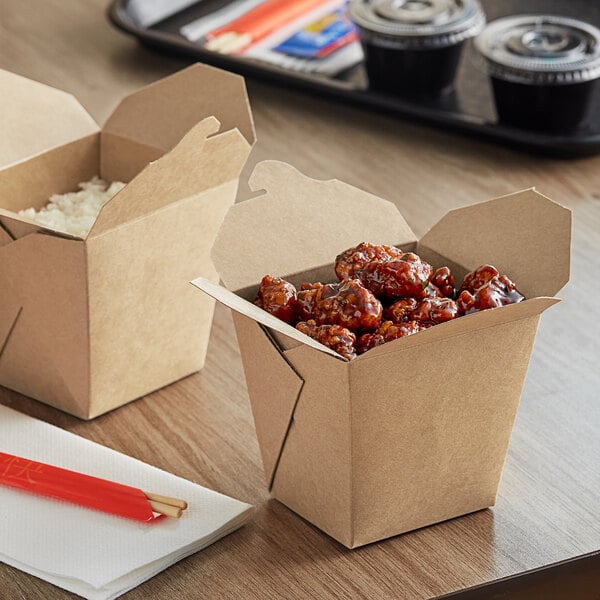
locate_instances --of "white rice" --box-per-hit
[18,177,126,238]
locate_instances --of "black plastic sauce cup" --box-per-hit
[475,15,600,134]
[349,0,486,97]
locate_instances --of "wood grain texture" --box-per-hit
[0,1,599,598]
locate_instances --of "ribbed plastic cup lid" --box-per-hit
[348,0,486,49]
[475,15,600,85]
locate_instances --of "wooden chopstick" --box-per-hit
[144,492,188,510]
[147,500,183,519]
[205,32,252,54]
[144,491,188,518]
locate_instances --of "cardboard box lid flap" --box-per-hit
[191,277,346,360]
[232,313,305,488]
[0,69,99,168]
[0,233,90,414]
[0,257,22,355]
[212,161,417,291]
[0,305,21,356]
[419,189,571,298]
[353,296,559,362]
[0,209,81,242]
[0,225,14,248]
[102,63,255,153]
[90,117,250,236]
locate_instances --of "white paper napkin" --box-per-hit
[0,405,253,599]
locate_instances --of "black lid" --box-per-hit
[475,15,600,85]
[348,0,486,49]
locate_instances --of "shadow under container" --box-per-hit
[0,65,255,419]
[194,160,571,548]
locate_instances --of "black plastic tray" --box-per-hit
[108,0,600,158]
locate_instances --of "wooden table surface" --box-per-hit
[1,1,599,598]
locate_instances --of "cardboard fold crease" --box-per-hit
[0,64,255,418]
[193,160,572,548]
[231,313,305,487]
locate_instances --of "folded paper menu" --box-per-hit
[0,405,253,599]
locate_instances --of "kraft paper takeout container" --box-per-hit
[193,160,571,548]
[0,64,255,419]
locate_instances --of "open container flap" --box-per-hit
[102,63,256,152]
[0,264,22,358]
[191,277,344,360]
[354,296,560,362]
[0,226,13,248]
[0,69,99,168]
[231,312,305,487]
[0,233,90,416]
[90,117,251,236]
[419,189,572,299]
[0,209,83,242]
[212,160,417,292]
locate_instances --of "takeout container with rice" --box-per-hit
[0,64,255,419]
[193,160,571,548]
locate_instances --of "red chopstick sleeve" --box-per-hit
[0,452,161,522]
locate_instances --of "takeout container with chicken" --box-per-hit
[193,160,571,548]
[0,64,255,419]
